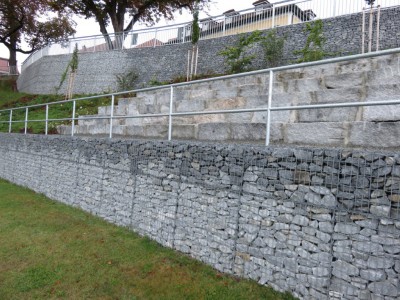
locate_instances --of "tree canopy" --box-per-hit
[0,0,75,71]
[52,0,211,38]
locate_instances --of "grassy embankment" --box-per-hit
[0,76,111,134]
[0,179,296,299]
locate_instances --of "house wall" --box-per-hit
[0,133,399,300]
[0,58,9,73]
[205,13,298,39]
[17,6,400,95]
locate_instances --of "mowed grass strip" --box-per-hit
[0,179,296,300]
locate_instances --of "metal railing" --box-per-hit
[21,0,400,72]
[3,47,400,145]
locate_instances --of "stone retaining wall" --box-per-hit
[0,134,399,299]
[17,6,400,94]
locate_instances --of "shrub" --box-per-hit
[261,29,286,68]
[116,70,139,91]
[294,20,328,63]
[219,30,263,74]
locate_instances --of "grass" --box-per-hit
[0,76,112,134]
[0,179,296,300]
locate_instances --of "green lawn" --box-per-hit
[0,179,296,300]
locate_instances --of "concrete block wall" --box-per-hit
[0,133,399,300]
[17,6,400,95]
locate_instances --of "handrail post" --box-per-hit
[45,105,49,135]
[109,95,115,139]
[168,86,174,141]
[24,107,28,135]
[8,109,12,133]
[266,70,274,146]
[71,100,76,137]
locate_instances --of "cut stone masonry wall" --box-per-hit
[0,133,399,300]
[57,52,400,149]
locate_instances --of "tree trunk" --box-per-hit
[7,35,18,74]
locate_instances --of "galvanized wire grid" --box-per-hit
[0,136,399,299]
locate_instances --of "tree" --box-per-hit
[53,0,211,49]
[0,0,75,73]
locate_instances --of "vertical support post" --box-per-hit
[223,16,226,36]
[45,105,49,135]
[154,29,158,47]
[332,0,337,18]
[376,5,381,51]
[121,31,125,50]
[266,70,274,146]
[168,86,174,141]
[271,5,276,28]
[362,8,366,54]
[368,5,373,53]
[71,100,76,137]
[24,107,28,135]
[8,109,12,133]
[109,95,115,139]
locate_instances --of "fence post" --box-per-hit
[266,70,274,146]
[24,107,29,135]
[168,86,174,141]
[223,16,226,36]
[272,4,276,28]
[109,95,115,139]
[8,109,12,133]
[45,105,49,135]
[332,0,337,17]
[154,29,158,47]
[71,100,76,137]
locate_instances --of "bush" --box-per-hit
[116,70,139,91]
[294,20,328,63]
[219,31,263,74]
[261,29,285,68]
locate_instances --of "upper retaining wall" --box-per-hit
[0,133,399,300]
[17,6,400,95]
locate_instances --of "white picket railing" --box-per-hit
[21,0,400,72]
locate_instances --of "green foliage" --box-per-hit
[219,30,264,74]
[0,82,110,134]
[191,0,200,45]
[294,20,328,63]
[116,70,139,91]
[56,43,79,93]
[148,75,167,87]
[261,29,286,68]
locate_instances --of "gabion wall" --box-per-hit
[17,6,400,95]
[0,133,399,300]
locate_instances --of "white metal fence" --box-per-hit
[21,0,400,72]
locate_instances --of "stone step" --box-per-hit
[60,119,400,149]
[84,82,400,128]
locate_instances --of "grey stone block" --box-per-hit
[348,122,400,148]
[286,122,346,146]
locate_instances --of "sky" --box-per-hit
[0,0,260,69]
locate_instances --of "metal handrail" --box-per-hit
[3,47,400,145]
